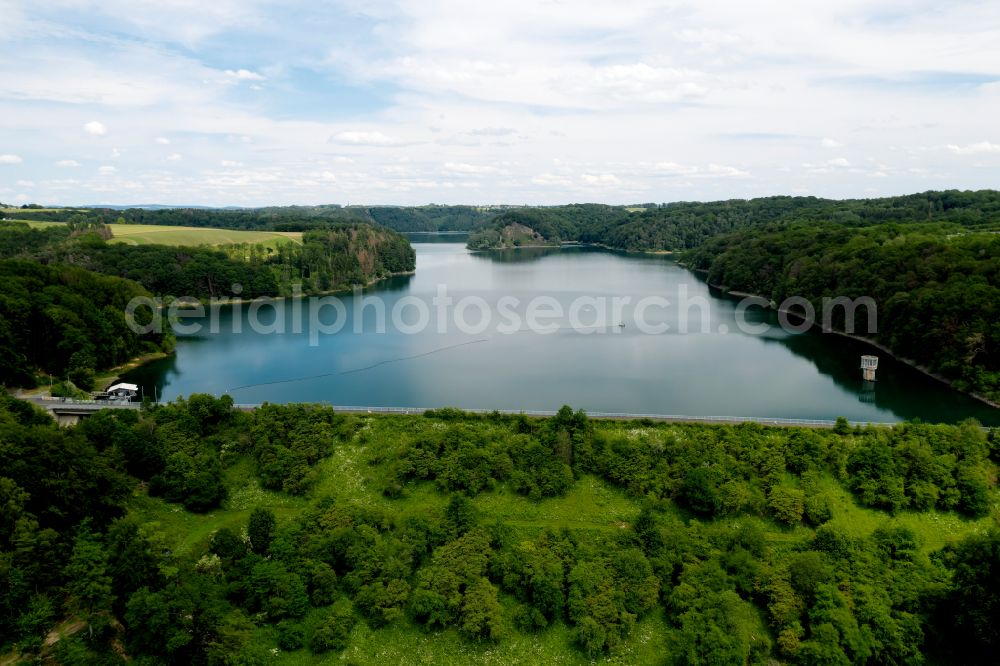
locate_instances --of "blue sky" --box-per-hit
[1,0,998,206]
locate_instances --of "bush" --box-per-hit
[276,621,305,651]
[768,485,805,525]
[50,379,87,399]
[67,366,95,392]
[679,467,721,517]
[310,600,355,653]
[804,493,832,525]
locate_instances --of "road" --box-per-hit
[20,395,903,429]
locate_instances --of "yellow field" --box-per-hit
[12,220,302,247]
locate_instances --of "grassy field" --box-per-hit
[107,223,302,247]
[17,220,66,228]
[14,219,302,247]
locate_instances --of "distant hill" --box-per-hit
[3,204,502,233]
[466,190,1000,253]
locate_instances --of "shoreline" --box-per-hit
[104,270,418,384]
[468,240,673,255]
[168,269,416,307]
[98,351,172,392]
[65,270,416,391]
[691,270,1000,411]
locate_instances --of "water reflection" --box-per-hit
[766,318,999,425]
[121,241,1000,424]
[403,232,469,244]
[470,245,566,263]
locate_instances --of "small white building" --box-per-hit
[106,382,139,400]
[860,355,879,382]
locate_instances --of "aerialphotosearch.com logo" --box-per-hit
[124,283,877,345]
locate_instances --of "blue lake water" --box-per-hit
[123,239,1000,425]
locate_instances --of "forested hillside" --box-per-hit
[0,262,172,389]
[366,205,499,232]
[464,191,1000,405]
[0,220,413,389]
[685,223,1000,403]
[467,204,632,249]
[1,397,997,664]
[467,191,1000,252]
[0,220,415,300]
[4,204,499,233]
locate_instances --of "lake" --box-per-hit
[123,238,1000,425]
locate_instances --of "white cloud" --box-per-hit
[705,164,750,177]
[16,180,34,187]
[98,165,117,175]
[332,130,398,146]
[947,142,1000,155]
[56,159,81,167]
[532,173,574,187]
[653,161,699,176]
[581,173,621,186]
[468,127,515,137]
[83,121,107,136]
[0,154,23,164]
[3,1,1000,204]
[166,153,183,161]
[444,162,498,174]
[224,68,264,81]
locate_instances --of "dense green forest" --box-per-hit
[2,396,997,664]
[685,223,1000,403]
[3,204,500,233]
[0,220,415,300]
[0,219,413,389]
[467,191,1000,252]
[467,205,632,249]
[9,191,1000,241]
[464,191,1000,405]
[0,261,172,389]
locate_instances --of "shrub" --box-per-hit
[768,485,805,525]
[310,600,355,653]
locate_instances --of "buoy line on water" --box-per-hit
[226,337,490,394]
[226,322,627,394]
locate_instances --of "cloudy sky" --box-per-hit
[1,0,999,206]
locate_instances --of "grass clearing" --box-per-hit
[817,475,994,552]
[472,475,638,534]
[106,224,302,247]
[133,456,308,556]
[16,220,67,229]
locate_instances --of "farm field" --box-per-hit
[15,219,302,247]
[107,223,302,247]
